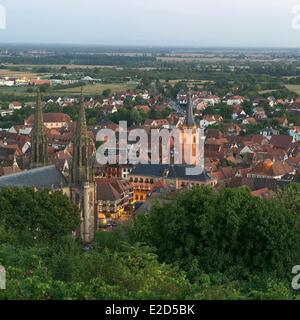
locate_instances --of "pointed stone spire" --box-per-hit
[185,92,195,127]
[71,90,93,185]
[30,89,48,168]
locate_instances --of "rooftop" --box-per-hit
[0,165,68,189]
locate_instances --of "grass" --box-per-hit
[0,86,32,97]
[0,69,44,79]
[258,89,277,94]
[285,85,300,95]
[0,82,137,98]
[53,83,137,95]
[160,79,211,85]
[12,64,117,69]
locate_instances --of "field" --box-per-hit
[157,56,232,62]
[258,89,277,94]
[0,69,44,79]
[160,79,212,85]
[0,82,137,97]
[285,85,300,95]
[52,83,137,95]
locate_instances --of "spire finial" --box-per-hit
[71,85,92,185]
[30,88,48,168]
[185,91,195,127]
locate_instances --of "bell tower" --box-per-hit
[71,92,95,243]
[30,90,48,169]
[182,93,198,165]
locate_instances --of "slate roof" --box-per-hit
[227,176,290,191]
[130,164,212,181]
[0,165,68,189]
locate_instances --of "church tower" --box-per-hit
[182,93,198,165]
[71,93,95,243]
[185,92,195,128]
[30,90,48,169]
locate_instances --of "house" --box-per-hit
[167,114,184,128]
[231,105,246,120]
[252,98,267,107]
[243,117,257,125]
[0,164,21,177]
[0,78,15,86]
[81,76,96,83]
[135,105,151,113]
[260,127,279,140]
[251,188,272,198]
[202,95,221,106]
[267,96,276,108]
[226,96,245,106]
[0,144,23,167]
[96,178,134,223]
[211,167,234,182]
[240,144,264,157]
[177,90,188,105]
[195,100,208,111]
[200,115,223,128]
[9,125,32,136]
[144,119,170,128]
[25,113,72,129]
[270,135,293,151]
[275,117,288,127]
[103,104,118,114]
[224,123,242,136]
[206,128,223,139]
[253,107,267,120]
[9,101,22,110]
[289,126,300,142]
[0,110,14,117]
[31,79,52,86]
[0,131,31,155]
[247,160,294,180]
[127,164,217,202]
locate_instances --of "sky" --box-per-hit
[0,0,300,47]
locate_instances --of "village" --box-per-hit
[0,80,300,229]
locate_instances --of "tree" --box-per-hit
[102,89,111,98]
[0,188,80,242]
[131,186,300,281]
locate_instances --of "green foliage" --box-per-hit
[131,186,300,284]
[1,185,300,300]
[109,107,147,126]
[0,188,80,242]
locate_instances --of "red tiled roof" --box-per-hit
[25,113,71,125]
[270,135,293,150]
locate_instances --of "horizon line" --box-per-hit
[1,42,300,50]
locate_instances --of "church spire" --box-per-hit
[185,92,195,127]
[30,89,48,168]
[71,91,93,185]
